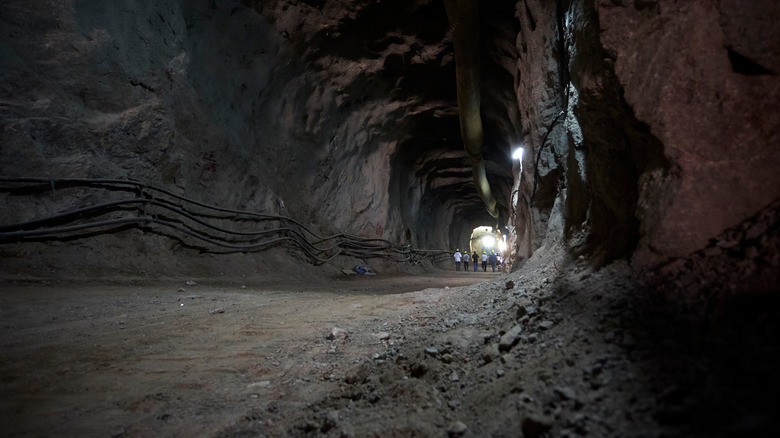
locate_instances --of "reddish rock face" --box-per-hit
[0,0,777,282]
[509,0,779,274]
[589,0,779,267]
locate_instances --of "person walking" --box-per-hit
[462,251,470,272]
[481,252,488,272]
[453,249,462,271]
[489,251,498,272]
[472,251,479,271]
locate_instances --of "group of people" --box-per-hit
[452,249,501,272]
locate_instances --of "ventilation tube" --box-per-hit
[443,0,499,219]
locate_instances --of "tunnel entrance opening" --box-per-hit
[469,225,505,260]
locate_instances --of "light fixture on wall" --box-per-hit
[513,147,524,174]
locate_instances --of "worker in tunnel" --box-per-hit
[453,249,462,271]
[472,250,479,271]
[482,252,488,272]
[462,251,470,272]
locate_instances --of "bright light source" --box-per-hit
[497,239,507,252]
[512,147,524,160]
[482,236,495,248]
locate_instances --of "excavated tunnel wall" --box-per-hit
[1,0,778,284]
[507,0,780,278]
[0,0,474,278]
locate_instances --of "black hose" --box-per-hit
[0,176,447,264]
[0,198,150,231]
[0,217,154,238]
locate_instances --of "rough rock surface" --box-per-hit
[2,0,778,280]
[508,0,780,273]
[0,0,519,279]
[2,236,777,437]
[1,2,779,435]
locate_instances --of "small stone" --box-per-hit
[375,332,391,340]
[538,320,554,330]
[185,280,198,286]
[499,325,523,351]
[554,386,576,400]
[496,368,505,378]
[425,347,439,355]
[177,287,186,293]
[505,280,515,290]
[209,308,225,314]
[447,421,468,436]
[327,327,349,340]
[450,371,460,382]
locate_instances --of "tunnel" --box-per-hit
[1,0,779,436]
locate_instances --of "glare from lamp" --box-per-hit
[482,236,495,248]
[512,147,524,160]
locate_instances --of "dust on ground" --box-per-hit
[1,249,777,437]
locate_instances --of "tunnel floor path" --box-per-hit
[2,258,774,437]
[0,268,502,437]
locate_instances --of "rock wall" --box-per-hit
[2,0,777,280]
[2,0,515,278]
[509,0,780,273]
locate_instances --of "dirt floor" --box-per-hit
[1,247,778,437]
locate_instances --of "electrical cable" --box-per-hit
[0,177,449,264]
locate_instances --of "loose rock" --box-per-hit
[539,320,554,330]
[447,421,468,436]
[499,325,523,351]
[327,327,349,340]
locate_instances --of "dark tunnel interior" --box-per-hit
[1,0,779,436]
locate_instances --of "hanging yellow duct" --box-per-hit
[443,0,498,219]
